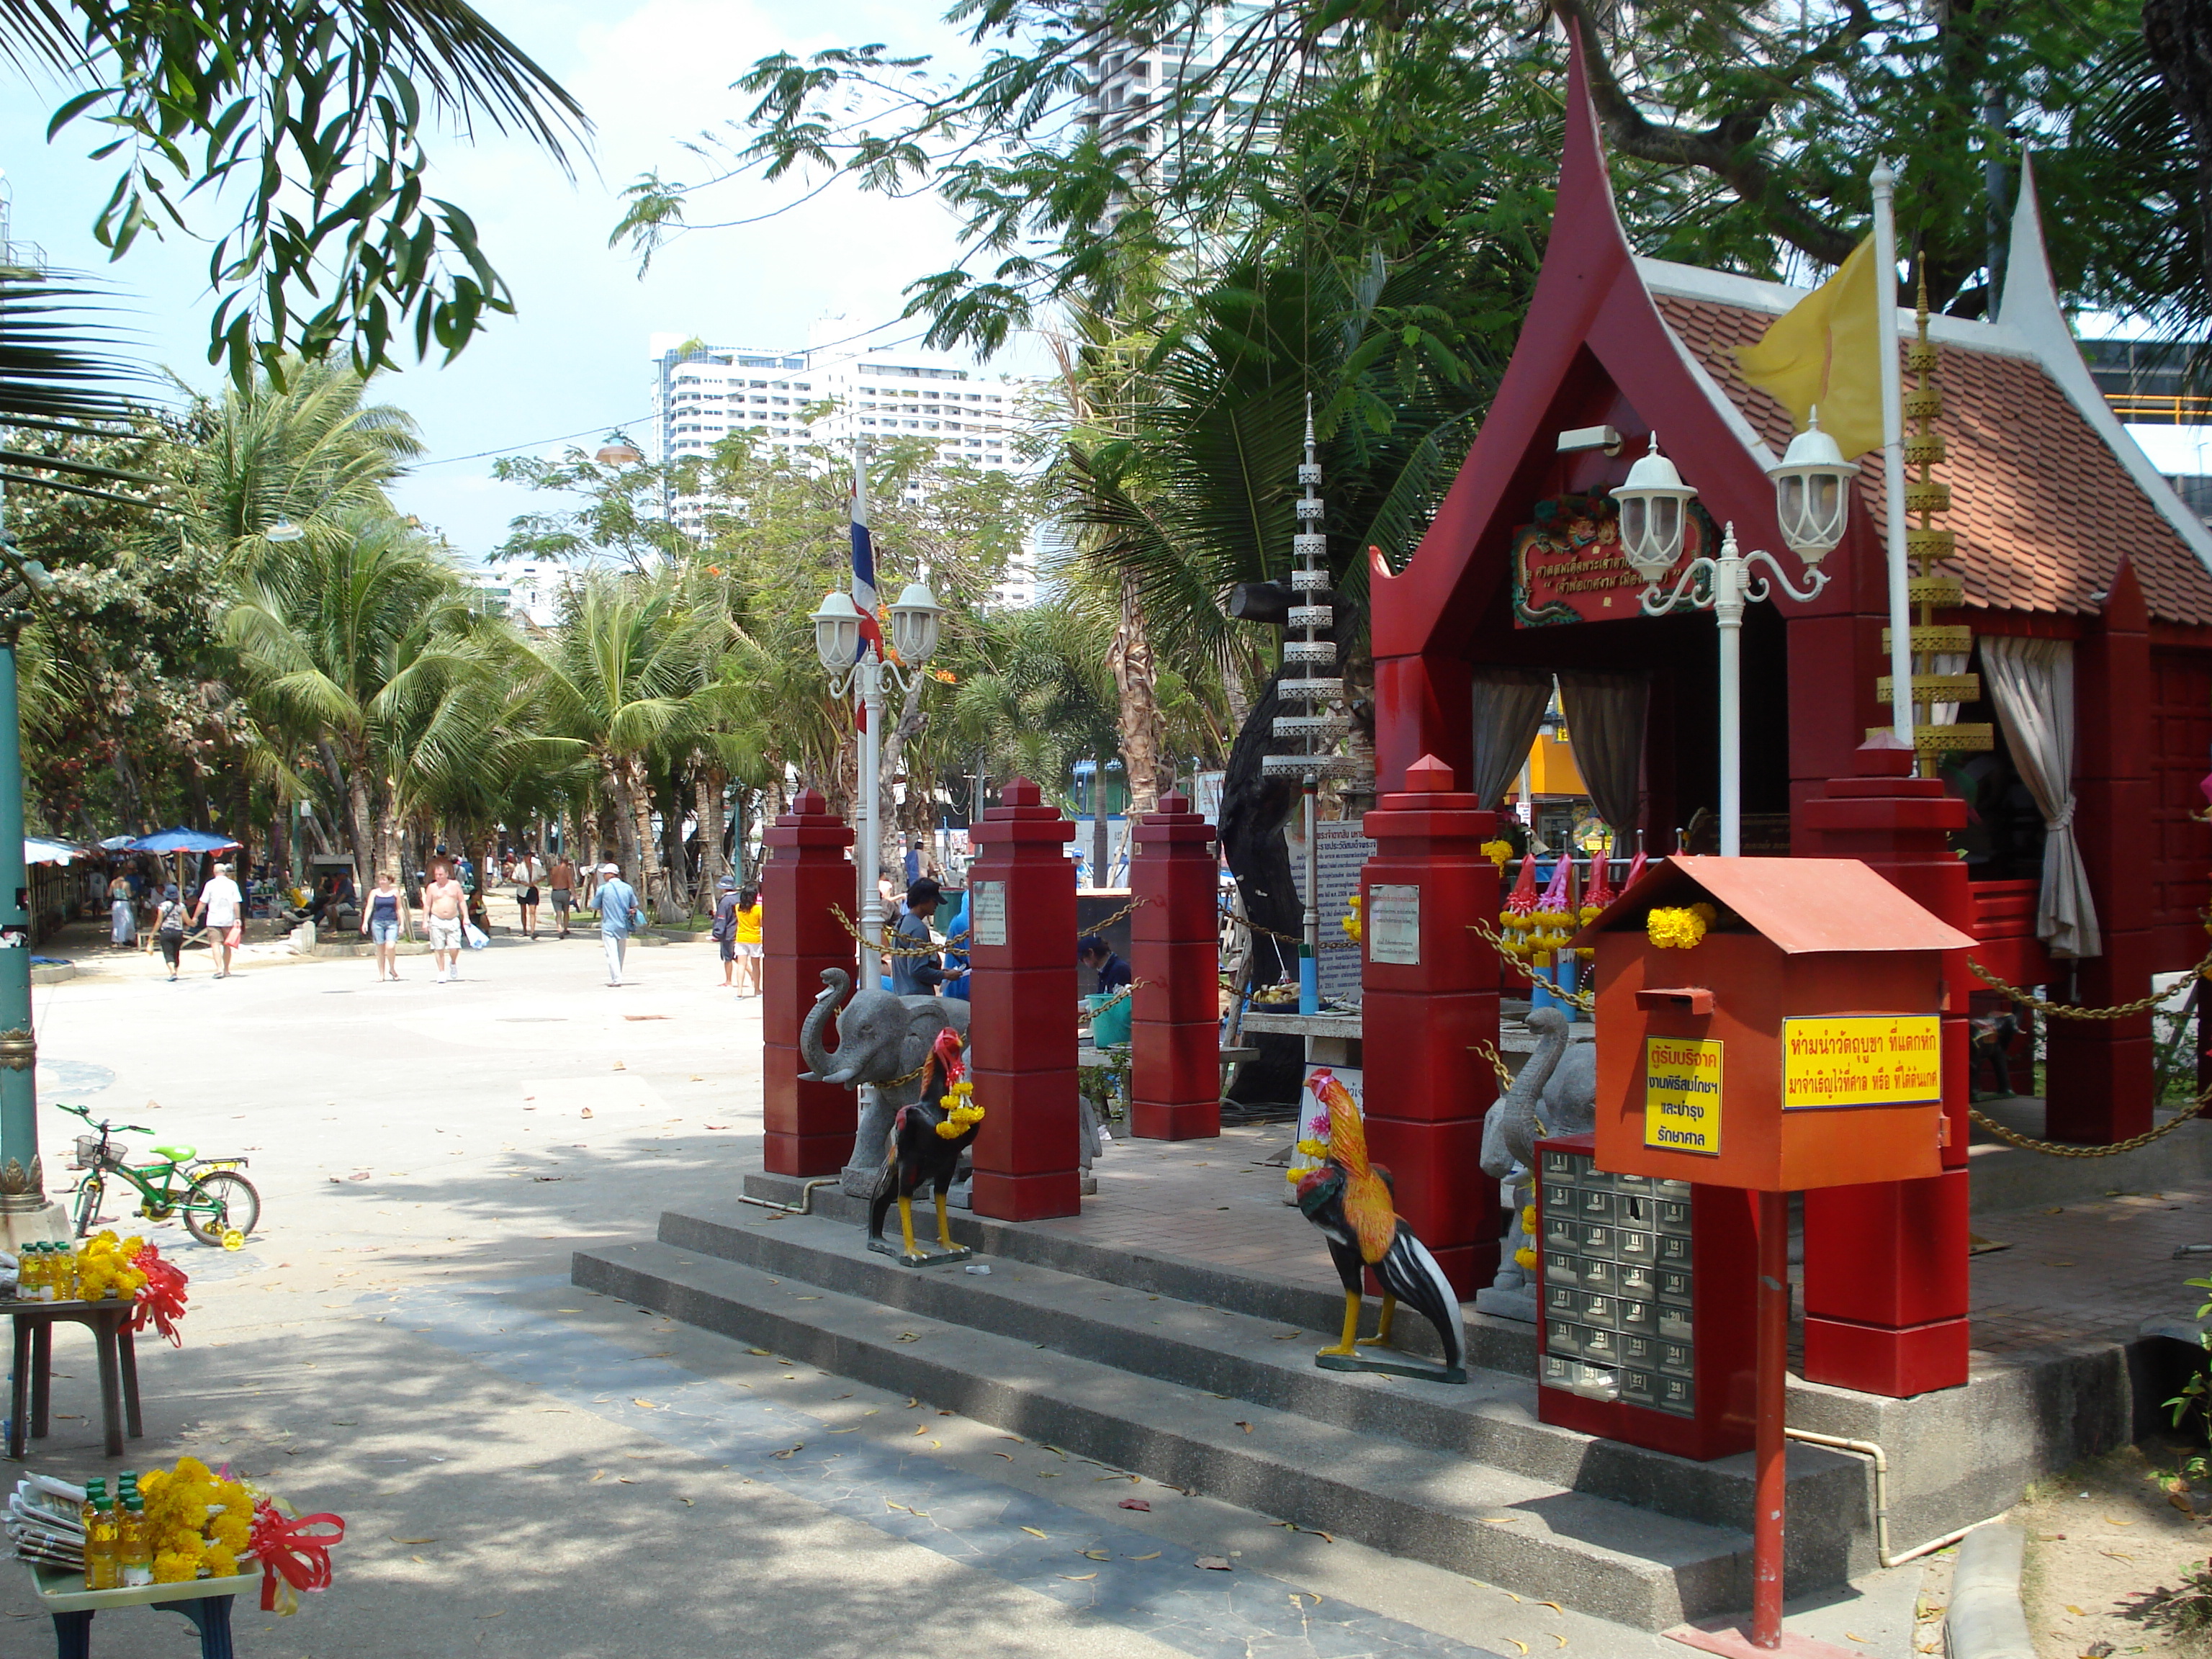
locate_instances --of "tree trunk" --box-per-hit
[600,754,642,879]
[697,768,727,905]
[1109,569,1168,814]
[622,755,673,920]
[341,752,374,885]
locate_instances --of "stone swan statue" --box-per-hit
[1480,1006,1599,1297]
[799,968,972,1197]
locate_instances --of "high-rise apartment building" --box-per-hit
[647,322,1028,538]
[1081,4,1306,189]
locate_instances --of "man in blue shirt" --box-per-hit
[591,860,643,986]
[890,878,945,998]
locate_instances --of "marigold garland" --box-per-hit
[1647,902,1718,950]
[933,1079,984,1141]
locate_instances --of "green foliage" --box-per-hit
[3,0,589,383]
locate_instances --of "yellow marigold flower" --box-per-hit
[1521,1205,1539,1233]
[1480,839,1514,867]
[203,1545,242,1578]
[152,1551,199,1583]
[1513,1246,1539,1270]
[1690,903,1717,925]
[1647,907,1708,950]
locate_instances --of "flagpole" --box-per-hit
[1872,161,1916,757]
[852,439,884,989]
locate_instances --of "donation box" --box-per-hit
[1532,857,1973,1458]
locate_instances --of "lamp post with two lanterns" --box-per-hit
[809,578,946,987]
[1609,413,1859,858]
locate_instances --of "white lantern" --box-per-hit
[811,590,864,672]
[889,581,945,665]
[1767,409,1858,567]
[1609,436,1698,581]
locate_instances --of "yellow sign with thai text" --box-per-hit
[1644,1037,1723,1155]
[1782,1015,1941,1108]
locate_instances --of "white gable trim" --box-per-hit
[1634,256,2041,361]
[1997,154,2212,583]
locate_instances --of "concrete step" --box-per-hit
[656,1204,1865,1577]
[573,1234,1753,1629]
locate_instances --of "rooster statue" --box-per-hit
[866,1027,985,1266]
[1295,1069,1468,1383]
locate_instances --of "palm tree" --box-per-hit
[220,512,480,878]
[518,574,713,921]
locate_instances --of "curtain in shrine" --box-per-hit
[1979,634,2100,958]
[1468,667,1554,810]
[1557,670,1649,835]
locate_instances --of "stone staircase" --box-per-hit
[573,1171,1874,1631]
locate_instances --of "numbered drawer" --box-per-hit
[1617,1297,1655,1335]
[1617,1229,1656,1266]
[1655,1179,1692,1198]
[1617,1193,1655,1228]
[1547,1321,1586,1359]
[1576,1224,1617,1259]
[1619,1331,1658,1369]
[1544,1215,1581,1254]
[1617,1263,1656,1300]
[1659,1340,1695,1377]
[1619,1367,1658,1406]
[1581,1326,1622,1366]
[1657,1198,1694,1234]
[1579,1293,1617,1328]
[1576,1189,1617,1224]
[1578,1258,1619,1295]
[1545,1285,1580,1324]
[1657,1233,1693,1268]
[1541,1182,1575,1213]
[1658,1268,1694,1306]
[1543,1251,1583,1288]
[1655,1375,1696,1416]
[1542,1150,1586,1180]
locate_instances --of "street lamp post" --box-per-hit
[0,503,65,1246]
[1611,418,1858,857]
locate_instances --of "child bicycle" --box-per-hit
[57,1101,261,1247]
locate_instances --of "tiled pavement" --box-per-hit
[1052,1117,2212,1372]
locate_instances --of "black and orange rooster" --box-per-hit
[867,1027,984,1264]
[1295,1069,1467,1382]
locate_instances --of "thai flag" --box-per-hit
[850,452,885,729]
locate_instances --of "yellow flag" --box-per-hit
[1735,235,1886,461]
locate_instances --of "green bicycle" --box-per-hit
[58,1101,261,1247]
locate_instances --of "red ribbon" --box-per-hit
[128,1243,189,1346]
[249,1499,345,1612]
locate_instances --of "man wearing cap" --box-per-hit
[890,877,945,997]
[711,876,740,989]
[591,861,644,986]
[192,861,245,979]
[1078,933,1131,996]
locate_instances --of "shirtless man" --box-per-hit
[423,858,467,984]
[547,853,577,940]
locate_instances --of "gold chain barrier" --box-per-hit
[1966,950,2212,1020]
[1967,1096,2208,1158]
[1468,921,1597,1012]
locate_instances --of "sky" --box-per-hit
[0,0,1040,556]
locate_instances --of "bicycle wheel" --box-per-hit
[71,1176,104,1240]
[181,1171,260,1246]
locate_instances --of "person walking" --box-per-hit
[360,868,408,982]
[511,845,547,940]
[732,884,763,998]
[193,861,244,979]
[107,872,135,948]
[153,884,188,981]
[591,861,642,986]
[423,858,466,984]
[890,877,945,997]
[712,876,741,988]
[547,853,577,940]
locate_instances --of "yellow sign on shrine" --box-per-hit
[1643,1037,1723,1154]
[1781,1015,1942,1109]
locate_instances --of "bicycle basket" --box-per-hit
[68,1135,102,1172]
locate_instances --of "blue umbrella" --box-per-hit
[129,827,242,855]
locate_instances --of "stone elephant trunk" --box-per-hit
[796,968,972,1196]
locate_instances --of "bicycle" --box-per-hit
[57,1102,261,1248]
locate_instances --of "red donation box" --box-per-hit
[1537,857,1973,1461]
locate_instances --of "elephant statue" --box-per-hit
[799,968,972,1197]
[1480,1006,1581,1296]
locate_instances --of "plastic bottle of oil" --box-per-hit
[53,1241,77,1303]
[35,1242,57,1301]
[78,1478,106,1588]
[116,1487,150,1587]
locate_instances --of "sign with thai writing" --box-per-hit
[970,881,1007,948]
[1286,820,1376,999]
[1781,1015,1942,1108]
[1644,1037,1723,1154]
[1512,493,1717,627]
[1367,885,1421,965]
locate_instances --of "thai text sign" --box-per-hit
[970,881,1007,948]
[1644,1037,1722,1154]
[1512,492,1714,628]
[1781,1015,1941,1108]
[1367,885,1420,965]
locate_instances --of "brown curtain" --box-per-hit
[1470,667,1555,810]
[1557,670,1649,836]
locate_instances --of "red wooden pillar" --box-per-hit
[1359,754,1501,1296]
[1797,737,1971,1395]
[1129,790,1220,1140]
[761,788,858,1177]
[967,777,1082,1220]
[2048,562,2156,1143]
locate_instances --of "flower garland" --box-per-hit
[75,1232,147,1301]
[129,1242,189,1346]
[138,1457,253,1583]
[930,1031,983,1141]
[1339,894,1362,943]
[1647,902,1717,950]
[1480,838,1514,869]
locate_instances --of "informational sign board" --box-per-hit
[970,881,1007,948]
[1781,1015,1941,1108]
[1285,820,1375,999]
[1511,492,1717,628]
[1367,885,1421,966]
[1644,1038,1723,1155]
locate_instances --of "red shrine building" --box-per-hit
[1357,50,2212,1397]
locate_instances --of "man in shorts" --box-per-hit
[192,861,244,979]
[548,853,577,940]
[423,858,467,984]
[713,876,740,988]
[511,844,547,940]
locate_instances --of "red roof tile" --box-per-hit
[1655,295,2212,626]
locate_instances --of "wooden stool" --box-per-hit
[6,1302,143,1460]
[28,1566,238,1658]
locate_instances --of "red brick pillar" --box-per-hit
[968,777,1081,1220]
[762,788,858,1177]
[1359,754,1501,1296]
[1797,737,1971,1395]
[2047,562,2155,1142]
[1129,791,1220,1140]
